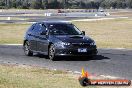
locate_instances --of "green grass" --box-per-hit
[0,23,30,44]
[0,64,131,88]
[0,64,96,88]
[73,18,132,49]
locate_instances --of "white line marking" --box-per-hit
[100,48,132,50]
[0,44,23,46]
[71,17,129,22]
[100,75,119,79]
[74,71,81,74]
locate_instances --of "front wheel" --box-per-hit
[23,41,33,56]
[48,44,56,61]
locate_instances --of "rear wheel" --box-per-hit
[23,41,33,56]
[48,44,56,61]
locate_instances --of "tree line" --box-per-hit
[0,0,132,9]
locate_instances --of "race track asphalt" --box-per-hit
[0,45,132,80]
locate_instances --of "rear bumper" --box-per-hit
[55,48,98,56]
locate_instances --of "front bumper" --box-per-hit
[55,47,98,56]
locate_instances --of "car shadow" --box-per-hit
[34,54,49,59]
[56,55,110,61]
[35,54,110,61]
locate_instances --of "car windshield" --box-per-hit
[48,23,82,35]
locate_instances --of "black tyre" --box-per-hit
[48,44,56,61]
[23,41,33,56]
[79,77,91,87]
[89,55,96,59]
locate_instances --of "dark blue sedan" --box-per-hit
[23,21,97,60]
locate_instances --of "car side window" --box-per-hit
[32,23,41,33]
[32,23,47,35]
[28,24,35,32]
[38,23,47,35]
[31,24,35,30]
[41,24,46,31]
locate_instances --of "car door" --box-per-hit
[37,23,49,54]
[27,23,37,51]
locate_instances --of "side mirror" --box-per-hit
[40,31,47,35]
[82,31,85,35]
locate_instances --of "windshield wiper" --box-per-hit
[70,35,83,38]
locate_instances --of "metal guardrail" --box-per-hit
[45,12,110,17]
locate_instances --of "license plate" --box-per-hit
[78,48,87,53]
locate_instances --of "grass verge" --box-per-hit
[0,23,30,44]
[0,64,96,88]
[0,64,131,88]
[73,18,132,49]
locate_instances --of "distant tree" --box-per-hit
[79,0,83,8]
[31,0,42,9]
[0,0,5,8]
[41,0,48,9]
[116,1,123,8]
[94,1,100,10]
[90,1,96,9]
[126,0,132,8]
[63,0,68,9]
[1,0,132,9]
[110,1,117,9]
[11,0,16,8]
[101,0,115,9]
[48,0,62,9]
[16,0,23,8]
[22,0,29,9]
[0,0,5,6]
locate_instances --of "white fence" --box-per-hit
[44,12,110,17]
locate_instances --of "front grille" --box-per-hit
[71,43,91,48]
[56,48,97,55]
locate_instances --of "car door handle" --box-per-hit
[38,35,47,40]
[27,33,32,36]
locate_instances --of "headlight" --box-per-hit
[55,42,70,47]
[62,42,70,46]
[90,42,96,45]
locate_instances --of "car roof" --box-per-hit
[41,20,72,24]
